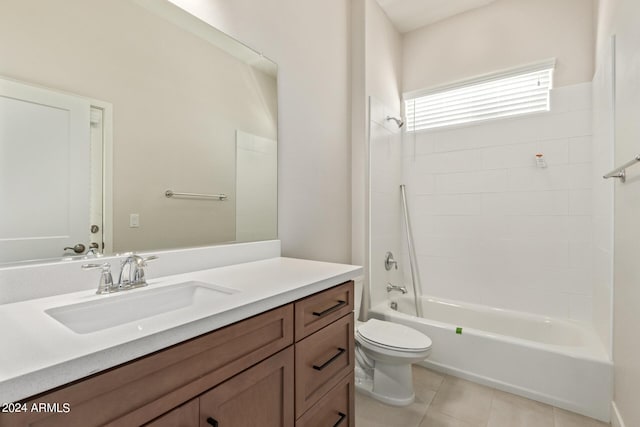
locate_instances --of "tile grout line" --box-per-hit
[483,388,497,427]
[414,370,445,427]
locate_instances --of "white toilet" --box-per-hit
[354,280,432,406]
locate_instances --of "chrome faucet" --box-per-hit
[82,254,158,294]
[118,254,158,289]
[82,263,115,294]
[386,283,408,294]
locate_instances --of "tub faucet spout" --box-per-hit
[386,283,408,294]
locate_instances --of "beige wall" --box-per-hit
[169,0,352,263]
[0,0,277,253]
[403,0,595,93]
[595,1,640,425]
[365,0,403,114]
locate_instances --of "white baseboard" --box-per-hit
[611,402,626,427]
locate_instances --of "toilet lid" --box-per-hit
[357,319,432,351]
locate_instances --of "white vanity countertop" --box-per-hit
[0,257,362,403]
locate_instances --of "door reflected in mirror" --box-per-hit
[0,0,278,265]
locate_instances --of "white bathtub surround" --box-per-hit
[0,255,362,403]
[371,295,612,422]
[402,83,596,322]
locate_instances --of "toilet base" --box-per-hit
[355,362,416,406]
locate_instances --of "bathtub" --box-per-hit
[369,295,613,422]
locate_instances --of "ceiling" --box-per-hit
[376,0,499,33]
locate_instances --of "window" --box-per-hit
[404,60,555,132]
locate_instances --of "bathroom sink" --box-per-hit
[45,281,238,334]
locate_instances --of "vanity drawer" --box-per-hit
[294,281,354,341]
[295,312,354,418]
[295,373,354,427]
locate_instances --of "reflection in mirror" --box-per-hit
[0,0,277,265]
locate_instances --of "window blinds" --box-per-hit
[405,66,554,132]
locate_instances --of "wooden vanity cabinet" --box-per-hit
[144,400,198,427]
[1,281,354,427]
[294,280,355,426]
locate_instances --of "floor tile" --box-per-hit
[487,390,554,427]
[427,376,493,426]
[419,409,477,427]
[554,407,610,427]
[413,365,445,394]
[355,391,431,427]
[355,368,611,427]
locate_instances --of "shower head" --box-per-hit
[386,116,404,128]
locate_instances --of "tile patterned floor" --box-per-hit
[355,366,610,427]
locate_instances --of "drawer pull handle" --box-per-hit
[206,417,219,427]
[313,347,346,371]
[333,412,347,427]
[312,300,347,317]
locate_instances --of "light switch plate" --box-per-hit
[129,213,140,228]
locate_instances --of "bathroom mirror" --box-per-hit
[0,0,278,265]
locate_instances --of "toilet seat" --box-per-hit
[356,319,432,352]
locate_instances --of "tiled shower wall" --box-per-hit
[402,83,594,321]
[591,39,614,354]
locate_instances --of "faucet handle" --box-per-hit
[384,251,398,271]
[119,254,158,288]
[82,263,114,294]
[141,255,158,265]
[135,255,158,285]
[126,254,158,266]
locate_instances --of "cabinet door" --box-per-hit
[199,347,294,427]
[145,399,198,427]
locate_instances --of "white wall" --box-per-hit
[364,0,403,113]
[402,84,595,320]
[595,1,640,426]
[169,0,352,263]
[351,0,405,314]
[403,0,595,92]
